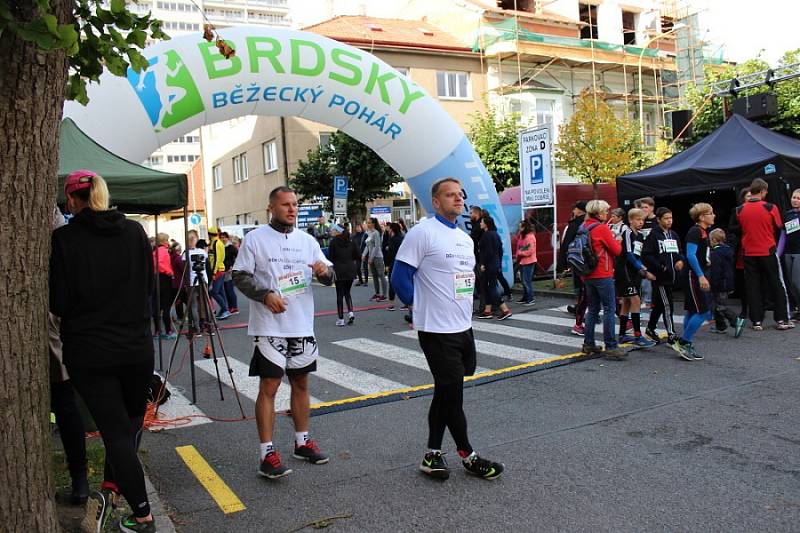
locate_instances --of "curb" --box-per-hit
[145,471,178,533]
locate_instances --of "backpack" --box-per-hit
[566,222,600,276]
[147,373,171,406]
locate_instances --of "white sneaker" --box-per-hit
[347,312,355,325]
[335,318,345,327]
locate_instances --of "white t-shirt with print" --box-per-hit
[233,225,331,338]
[395,216,476,334]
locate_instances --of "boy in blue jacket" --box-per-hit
[709,228,744,338]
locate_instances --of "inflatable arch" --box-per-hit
[64,26,512,281]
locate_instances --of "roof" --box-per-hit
[464,0,580,25]
[58,118,187,215]
[617,115,800,200]
[303,16,471,52]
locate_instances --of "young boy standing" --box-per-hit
[709,228,744,337]
[615,209,657,348]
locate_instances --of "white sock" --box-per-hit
[259,442,274,460]
[463,451,477,463]
[295,431,309,447]
[428,449,442,455]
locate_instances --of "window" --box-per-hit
[436,71,470,99]
[213,165,223,190]
[319,132,334,149]
[622,11,637,45]
[144,156,162,167]
[394,67,409,77]
[579,3,598,40]
[233,152,248,183]
[535,99,554,126]
[263,140,278,173]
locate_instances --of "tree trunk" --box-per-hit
[0,1,70,530]
[592,181,600,199]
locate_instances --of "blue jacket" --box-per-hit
[710,243,735,293]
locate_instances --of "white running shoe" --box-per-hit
[335,318,345,327]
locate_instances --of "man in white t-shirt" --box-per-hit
[233,186,334,479]
[391,178,504,481]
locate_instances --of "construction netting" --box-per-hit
[472,18,660,58]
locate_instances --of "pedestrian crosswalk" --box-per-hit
[154,304,649,430]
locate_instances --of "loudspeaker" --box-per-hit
[732,93,778,120]
[670,109,692,140]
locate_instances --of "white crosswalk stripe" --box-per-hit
[194,357,321,410]
[393,330,557,363]
[333,338,491,374]
[470,320,584,348]
[151,381,211,430]
[314,357,407,395]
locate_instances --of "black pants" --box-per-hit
[157,273,173,334]
[480,271,502,307]
[647,282,677,337]
[335,279,354,319]
[360,259,369,284]
[734,268,748,319]
[497,271,511,297]
[418,330,475,454]
[713,292,739,331]
[387,265,396,301]
[51,380,87,483]
[745,254,789,324]
[68,360,153,518]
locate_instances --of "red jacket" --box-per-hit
[582,218,622,279]
[153,244,174,277]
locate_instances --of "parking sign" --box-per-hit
[518,125,553,207]
[334,175,349,198]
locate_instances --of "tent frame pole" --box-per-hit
[154,214,163,370]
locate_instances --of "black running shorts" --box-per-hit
[417,329,477,386]
[684,272,712,314]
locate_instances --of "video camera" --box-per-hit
[190,253,206,273]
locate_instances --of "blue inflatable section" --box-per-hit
[407,135,513,284]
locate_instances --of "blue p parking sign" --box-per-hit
[530,154,544,184]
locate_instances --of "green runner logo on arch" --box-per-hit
[127,50,204,131]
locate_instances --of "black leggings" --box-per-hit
[335,279,354,319]
[51,380,87,483]
[428,381,472,453]
[68,360,153,518]
[157,274,173,333]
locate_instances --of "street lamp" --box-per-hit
[638,23,686,144]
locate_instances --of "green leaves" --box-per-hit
[466,101,526,191]
[0,0,171,105]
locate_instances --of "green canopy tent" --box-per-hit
[58,117,189,372]
[58,117,187,214]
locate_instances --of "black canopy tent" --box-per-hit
[58,117,189,371]
[617,115,800,238]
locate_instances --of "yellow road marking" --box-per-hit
[310,349,587,410]
[175,445,246,514]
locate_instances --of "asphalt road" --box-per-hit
[142,282,800,532]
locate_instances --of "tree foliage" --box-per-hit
[681,48,800,148]
[466,102,525,191]
[0,0,169,103]
[555,90,641,196]
[290,132,401,222]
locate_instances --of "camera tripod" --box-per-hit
[159,258,246,419]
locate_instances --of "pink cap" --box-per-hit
[65,169,98,196]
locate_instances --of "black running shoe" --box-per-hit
[81,489,114,533]
[462,453,504,480]
[644,328,661,344]
[259,451,292,479]
[419,451,450,480]
[293,440,329,465]
[119,515,157,533]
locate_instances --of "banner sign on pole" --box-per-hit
[333,197,347,216]
[519,125,553,207]
[334,175,349,198]
[297,203,323,229]
[369,205,392,224]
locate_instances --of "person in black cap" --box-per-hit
[560,201,588,335]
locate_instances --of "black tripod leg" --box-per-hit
[209,325,247,418]
[158,309,189,418]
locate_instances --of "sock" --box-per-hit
[259,442,274,460]
[459,450,476,461]
[618,314,628,337]
[632,313,641,335]
[295,431,309,447]
[428,448,442,455]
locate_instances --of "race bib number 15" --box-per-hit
[454,272,475,300]
[278,271,308,297]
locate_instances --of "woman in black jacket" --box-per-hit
[384,222,405,311]
[476,216,512,320]
[328,224,360,326]
[50,170,156,532]
[352,223,368,286]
